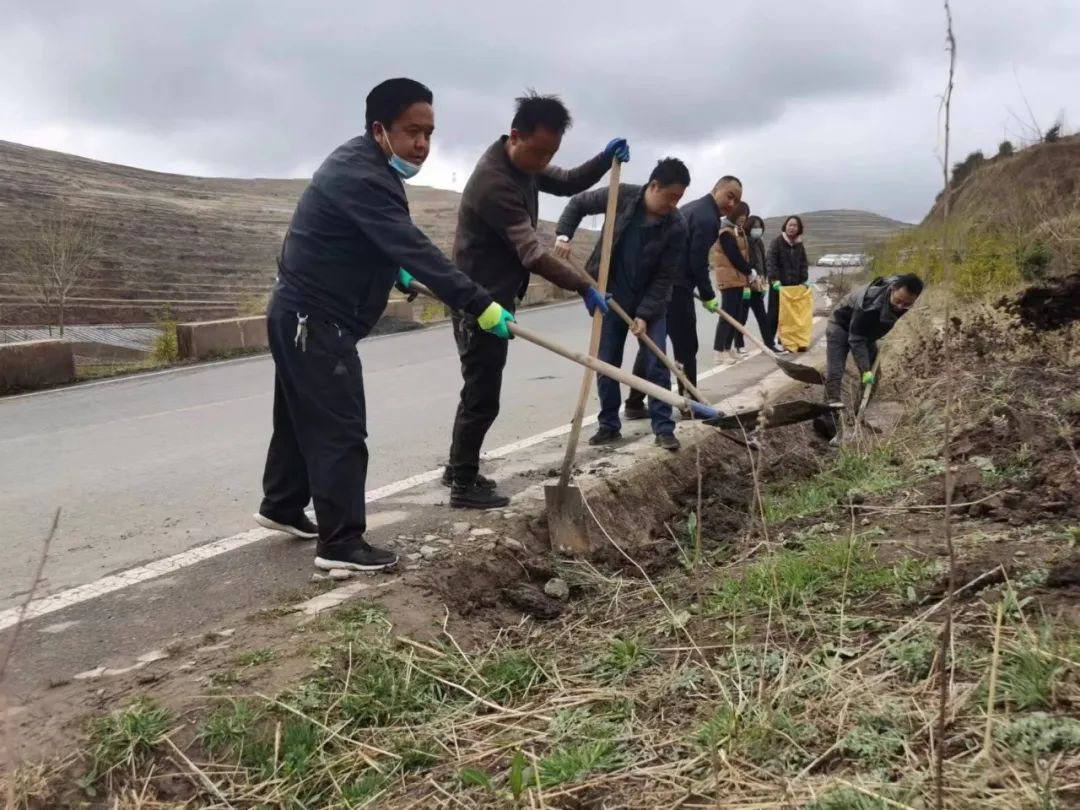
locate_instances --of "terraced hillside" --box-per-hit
[0,141,593,326]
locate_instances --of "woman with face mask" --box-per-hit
[734,215,774,354]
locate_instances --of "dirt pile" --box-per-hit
[999,272,1080,330]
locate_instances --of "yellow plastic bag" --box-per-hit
[779,286,813,351]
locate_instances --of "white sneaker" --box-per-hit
[714,350,734,365]
[729,350,741,363]
[736,347,750,358]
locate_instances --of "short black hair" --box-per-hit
[894,273,925,295]
[365,78,433,134]
[746,215,766,231]
[648,157,690,188]
[731,201,750,221]
[783,215,805,236]
[511,91,572,136]
[713,175,742,191]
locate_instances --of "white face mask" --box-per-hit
[750,228,764,239]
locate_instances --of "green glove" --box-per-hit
[771,280,781,291]
[741,288,752,300]
[701,297,719,313]
[861,370,876,385]
[397,268,415,289]
[477,302,516,340]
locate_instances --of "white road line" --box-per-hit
[0,331,820,632]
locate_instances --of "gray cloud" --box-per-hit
[2,0,1078,223]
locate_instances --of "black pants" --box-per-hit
[816,322,878,439]
[260,302,368,556]
[735,291,772,348]
[448,313,509,484]
[714,288,746,351]
[768,287,780,346]
[627,286,695,408]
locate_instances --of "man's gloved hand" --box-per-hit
[701,297,719,313]
[861,370,876,385]
[395,268,418,302]
[604,138,630,163]
[477,302,516,340]
[741,287,752,300]
[583,287,611,316]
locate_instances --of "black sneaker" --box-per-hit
[254,511,318,540]
[623,403,649,420]
[589,427,622,446]
[441,466,497,490]
[314,541,397,572]
[450,481,511,509]
[655,433,681,451]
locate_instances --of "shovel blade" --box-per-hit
[776,358,825,385]
[704,399,843,431]
[544,483,591,555]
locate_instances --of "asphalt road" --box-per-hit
[1,297,782,612]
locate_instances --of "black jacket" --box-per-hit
[555,184,686,322]
[829,276,904,372]
[766,235,810,285]
[675,195,719,301]
[748,236,768,286]
[273,134,492,339]
[453,137,608,310]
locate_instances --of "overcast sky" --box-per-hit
[2,1,1077,225]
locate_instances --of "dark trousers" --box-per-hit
[714,288,746,351]
[735,291,772,348]
[817,322,878,438]
[448,313,509,484]
[768,287,780,346]
[260,303,368,556]
[596,313,674,436]
[627,286,696,408]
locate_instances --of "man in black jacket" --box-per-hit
[814,273,923,439]
[445,92,627,509]
[624,175,743,417]
[554,158,690,450]
[256,78,515,572]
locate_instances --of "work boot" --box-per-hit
[451,480,511,510]
[655,433,680,451]
[589,427,622,446]
[441,466,496,490]
[315,541,397,572]
[623,402,649,420]
[254,511,318,540]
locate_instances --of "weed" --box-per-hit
[534,738,625,789]
[86,699,172,781]
[807,785,917,810]
[589,636,653,684]
[840,713,908,773]
[233,648,276,668]
[479,649,547,703]
[151,306,179,363]
[998,713,1080,760]
[997,632,1066,710]
[885,632,936,681]
[763,449,903,522]
[198,699,263,757]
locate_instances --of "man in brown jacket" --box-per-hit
[444,91,629,509]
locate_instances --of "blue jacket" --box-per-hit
[675,194,720,301]
[555,183,686,322]
[273,134,492,338]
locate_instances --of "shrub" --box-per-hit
[997,140,1014,157]
[152,307,180,363]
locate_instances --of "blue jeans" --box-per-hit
[596,313,675,436]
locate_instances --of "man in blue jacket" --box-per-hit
[554,158,690,450]
[622,176,743,418]
[255,78,514,572]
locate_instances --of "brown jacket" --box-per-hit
[452,136,607,310]
[709,224,752,290]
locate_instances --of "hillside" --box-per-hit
[761,209,910,261]
[0,141,595,326]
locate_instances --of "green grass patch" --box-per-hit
[762,449,905,522]
[85,699,172,784]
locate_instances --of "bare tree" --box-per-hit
[11,204,100,337]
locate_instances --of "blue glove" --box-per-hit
[604,138,630,163]
[582,288,611,316]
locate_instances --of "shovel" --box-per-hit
[698,294,824,385]
[546,158,622,555]
[605,298,707,406]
